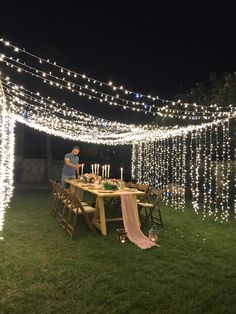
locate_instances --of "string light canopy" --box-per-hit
[0,37,235,118]
[0,37,192,104]
[132,119,236,223]
[3,76,234,145]
[0,36,235,237]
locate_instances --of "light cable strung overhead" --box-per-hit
[0,55,234,121]
[1,37,235,116]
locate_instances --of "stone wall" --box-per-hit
[15,158,63,182]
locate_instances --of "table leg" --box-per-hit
[93,196,107,236]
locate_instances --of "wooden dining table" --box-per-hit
[65,179,144,236]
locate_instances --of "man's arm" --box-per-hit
[64,158,80,170]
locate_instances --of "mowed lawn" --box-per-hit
[0,190,236,314]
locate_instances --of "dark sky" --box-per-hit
[0,1,236,160]
[1,1,235,99]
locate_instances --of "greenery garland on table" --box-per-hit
[102,180,119,190]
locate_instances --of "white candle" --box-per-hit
[102,166,104,178]
[97,164,100,176]
[105,165,107,178]
[95,164,97,175]
[120,167,123,181]
[91,164,94,174]
[81,164,84,176]
[108,165,110,178]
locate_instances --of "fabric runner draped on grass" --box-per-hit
[120,193,159,249]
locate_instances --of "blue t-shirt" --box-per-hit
[62,153,79,177]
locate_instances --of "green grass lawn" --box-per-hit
[0,190,236,314]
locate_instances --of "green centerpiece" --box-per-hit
[102,179,119,190]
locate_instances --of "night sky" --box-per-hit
[0,2,235,163]
[1,2,236,98]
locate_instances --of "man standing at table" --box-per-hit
[61,146,81,188]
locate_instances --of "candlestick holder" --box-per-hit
[119,180,125,190]
[148,225,159,243]
[116,229,127,243]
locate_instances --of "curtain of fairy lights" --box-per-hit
[132,118,235,222]
[0,82,15,233]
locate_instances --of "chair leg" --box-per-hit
[151,206,163,227]
[71,213,78,238]
[59,205,70,230]
[66,210,78,238]
[138,206,150,223]
[80,209,95,232]
[48,192,55,213]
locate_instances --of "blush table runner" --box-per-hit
[120,193,159,249]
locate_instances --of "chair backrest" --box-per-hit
[66,192,86,214]
[125,182,137,188]
[68,192,95,231]
[150,188,163,197]
[62,189,73,206]
[50,179,57,192]
[136,184,151,202]
[149,188,161,205]
[136,184,149,191]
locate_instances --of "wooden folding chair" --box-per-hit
[66,193,96,238]
[136,184,150,203]
[48,180,57,213]
[125,181,137,188]
[56,189,72,229]
[137,186,163,227]
[48,181,65,216]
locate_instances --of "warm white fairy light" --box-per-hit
[162,139,166,200]
[156,140,160,189]
[174,136,179,208]
[166,137,171,205]
[174,136,179,209]
[1,56,153,114]
[176,135,182,209]
[3,89,162,145]
[131,117,235,222]
[159,139,163,190]
[208,126,213,216]
[203,128,208,217]
[214,124,219,220]
[0,36,235,226]
[181,134,187,210]
[195,130,201,214]
[221,122,227,222]
[190,131,197,213]
[226,120,230,220]
[162,139,167,202]
[150,141,155,186]
[2,37,234,112]
[135,143,142,183]
[143,142,148,184]
[0,81,15,234]
[131,144,135,180]
[221,121,230,222]
[171,137,176,208]
[5,74,234,148]
[0,48,235,119]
